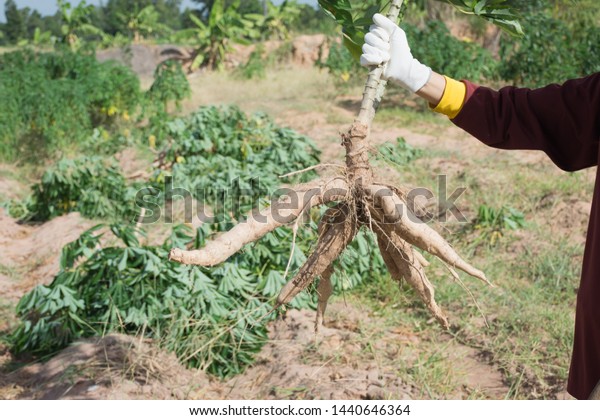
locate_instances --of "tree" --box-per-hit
[3,0,27,42]
[1,1,62,45]
[191,0,263,19]
[100,0,183,34]
[291,4,337,35]
[169,0,523,330]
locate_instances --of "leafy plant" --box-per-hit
[147,59,191,112]
[375,137,423,166]
[10,214,386,376]
[17,28,56,47]
[318,0,390,60]
[57,0,106,50]
[0,49,141,161]
[176,0,260,70]
[317,40,363,88]
[498,13,600,87]
[469,204,526,247]
[404,20,495,82]
[318,0,523,62]
[117,4,171,43]
[25,156,134,222]
[254,0,302,40]
[438,0,523,36]
[151,105,321,218]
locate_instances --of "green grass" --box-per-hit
[375,105,448,131]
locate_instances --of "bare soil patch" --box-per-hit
[0,334,212,400]
[0,210,93,300]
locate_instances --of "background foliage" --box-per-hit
[0,49,141,162]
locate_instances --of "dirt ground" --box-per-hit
[0,303,506,400]
[1,42,591,400]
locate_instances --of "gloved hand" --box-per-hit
[360,13,432,93]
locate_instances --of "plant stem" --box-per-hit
[357,0,404,125]
[345,0,405,185]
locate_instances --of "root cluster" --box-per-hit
[168,172,490,331]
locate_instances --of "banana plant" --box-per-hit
[17,28,55,47]
[252,0,302,40]
[58,0,106,50]
[177,0,260,70]
[117,5,172,43]
[319,0,523,60]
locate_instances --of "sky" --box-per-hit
[0,0,319,22]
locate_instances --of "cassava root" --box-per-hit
[168,0,489,332]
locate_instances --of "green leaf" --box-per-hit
[117,250,128,271]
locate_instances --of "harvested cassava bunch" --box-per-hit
[169,0,506,331]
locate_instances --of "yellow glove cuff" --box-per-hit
[432,76,467,119]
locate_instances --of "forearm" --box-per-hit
[415,72,467,120]
[416,71,446,107]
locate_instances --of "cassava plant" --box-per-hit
[169,0,522,330]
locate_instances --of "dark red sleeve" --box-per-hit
[451,73,600,171]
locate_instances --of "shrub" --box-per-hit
[403,21,496,83]
[317,40,363,88]
[146,59,191,112]
[20,106,321,225]
[145,59,191,138]
[468,204,526,248]
[498,14,600,87]
[25,156,134,222]
[0,49,141,161]
[235,45,267,80]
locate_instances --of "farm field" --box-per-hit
[0,60,592,400]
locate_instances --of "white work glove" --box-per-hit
[360,13,432,93]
